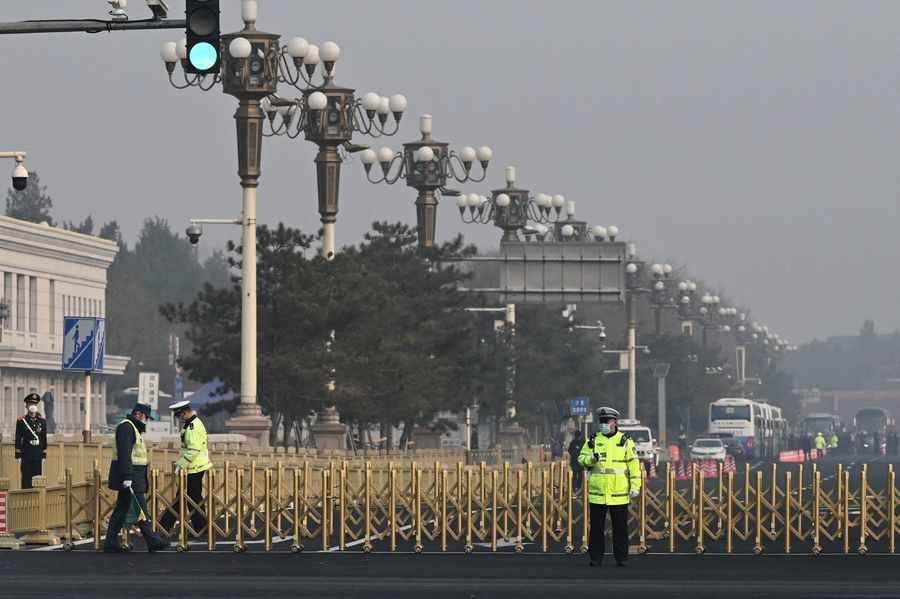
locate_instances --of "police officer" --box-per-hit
[104,403,169,553]
[828,432,839,453]
[814,432,827,455]
[159,400,211,535]
[579,407,642,567]
[15,393,47,489]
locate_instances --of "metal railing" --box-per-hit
[3,461,898,554]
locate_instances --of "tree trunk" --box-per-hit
[282,416,293,448]
[399,422,411,450]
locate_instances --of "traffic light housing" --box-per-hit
[185,0,220,75]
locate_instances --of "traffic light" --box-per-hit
[185,0,220,74]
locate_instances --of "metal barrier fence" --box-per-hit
[4,461,898,554]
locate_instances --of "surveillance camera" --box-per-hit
[11,163,27,191]
[145,0,168,19]
[186,224,202,245]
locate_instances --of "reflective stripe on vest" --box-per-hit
[121,419,148,466]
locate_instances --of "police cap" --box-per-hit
[23,393,41,405]
[169,400,191,415]
[595,406,620,422]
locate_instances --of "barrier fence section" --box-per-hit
[3,461,899,554]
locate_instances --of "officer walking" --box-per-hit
[814,432,827,456]
[828,432,839,454]
[159,400,211,535]
[579,407,641,567]
[104,403,168,553]
[15,393,47,489]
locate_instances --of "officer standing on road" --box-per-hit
[15,393,47,489]
[579,407,641,568]
[159,400,211,535]
[814,432,826,455]
[104,403,169,553]
[828,432,839,453]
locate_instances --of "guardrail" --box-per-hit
[2,460,898,554]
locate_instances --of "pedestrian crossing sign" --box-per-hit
[61,317,105,372]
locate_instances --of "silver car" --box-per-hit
[690,438,727,461]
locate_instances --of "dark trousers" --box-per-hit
[20,459,42,489]
[589,503,629,563]
[105,489,162,549]
[159,471,207,534]
[571,467,584,492]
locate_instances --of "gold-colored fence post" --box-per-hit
[276,461,284,535]
[321,469,329,552]
[668,465,675,554]
[770,462,777,536]
[150,469,159,532]
[178,468,187,552]
[292,468,302,553]
[515,469,524,552]
[785,470,792,554]
[64,468,74,550]
[464,469,473,553]
[843,469,850,554]
[743,461,750,538]
[797,464,804,539]
[338,466,346,552]
[480,462,487,532]
[639,467,647,553]
[93,467,102,551]
[581,465,590,554]
[696,467,705,554]
[441,470,448,553]
[223,461,231,536]
[390,465,397,552]
[717,462,724,533]
[858,466,868,555]
[457,462,465,539]
[726,470,733,554]
[753,470,763,555]
[565,469,574,554]
[414,464,423,553]
[812,469,821,556]
[491,470,499,552]
[364,462,373,553]
[264,468,272,552]
[207,469,216,552]
[890,465,896,555]
[541,468,549,553]
[235,468,245,553]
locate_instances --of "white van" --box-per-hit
[617,419,658,467]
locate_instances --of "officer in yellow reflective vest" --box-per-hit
[159,400,212,535]
[104,403,169,553]
[578,406,642,567]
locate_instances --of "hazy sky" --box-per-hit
[1,1,898,343]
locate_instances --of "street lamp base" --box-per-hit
[225,403,272,448]
[311,406,347,450]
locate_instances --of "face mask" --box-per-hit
[598,422,612,434]
[27,405,38,415]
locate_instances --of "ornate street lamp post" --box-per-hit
[648,263,673,335]
[261,40,406,259]
[360,114,492,249]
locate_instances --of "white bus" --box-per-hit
[708,397,785,459]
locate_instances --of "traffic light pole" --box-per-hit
[0,19,185,35]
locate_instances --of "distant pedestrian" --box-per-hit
[568,429,585,491]
[889,431,899,456]
[802,435,812,460]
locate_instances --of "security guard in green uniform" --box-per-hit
[159,400,211,535]
[104,403,169,553]
[15,393,47,489]
[579,406,642,567]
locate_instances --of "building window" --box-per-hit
[29,277,37,333]
[49,280,56,335]
[16,274,25,330]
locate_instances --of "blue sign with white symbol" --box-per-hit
[62,317,105,372]
[570,397,590,416]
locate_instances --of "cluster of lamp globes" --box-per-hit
[359,145,493,173]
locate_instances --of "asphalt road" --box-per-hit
[3,551,900,599]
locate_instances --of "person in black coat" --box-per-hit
[103,404,169,553]
[568,430,585,491]
[15,393,47,489]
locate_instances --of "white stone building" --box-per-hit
[0,216,129,437]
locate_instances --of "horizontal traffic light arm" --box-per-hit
[0,18,185,35]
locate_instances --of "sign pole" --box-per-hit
[83,371,92,444]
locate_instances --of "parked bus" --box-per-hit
[708,397,788,459]
[801,413,841,436]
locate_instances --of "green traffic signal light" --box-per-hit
[185,0,220,75]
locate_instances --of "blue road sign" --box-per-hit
[570,397,590,416]
[62,317,105,371]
